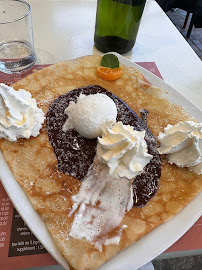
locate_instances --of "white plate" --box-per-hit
[0,53,202,270]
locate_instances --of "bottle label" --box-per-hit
[112,0,145,6]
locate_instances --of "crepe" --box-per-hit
[0,55,201,270]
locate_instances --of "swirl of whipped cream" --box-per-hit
[0,83,45,141]
[97,121,153,179]
[158,121,202,175]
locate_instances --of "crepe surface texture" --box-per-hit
[0,55,202,270]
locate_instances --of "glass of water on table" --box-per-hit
[0,0,36,74]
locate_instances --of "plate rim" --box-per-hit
[0,52,202,270]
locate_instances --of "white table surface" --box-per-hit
[9,0,202,268]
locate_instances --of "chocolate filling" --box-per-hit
[46,85,161,207]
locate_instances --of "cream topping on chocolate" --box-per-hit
[68,158,133,251]
[63,93,117,139]
[46,85,161,207]
[97,122,153,179]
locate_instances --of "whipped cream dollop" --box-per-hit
[158,121,202,175]
[97,121,153,179]
[62,93,117,139]
[0,83,45,141]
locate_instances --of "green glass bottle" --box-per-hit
[94,0,146,54]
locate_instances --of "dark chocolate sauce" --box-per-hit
[46,85,161,207]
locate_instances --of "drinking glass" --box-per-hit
[0,0,36,74]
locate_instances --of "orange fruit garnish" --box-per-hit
[97,66,123,81]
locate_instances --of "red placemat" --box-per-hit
[0,63,201,270]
